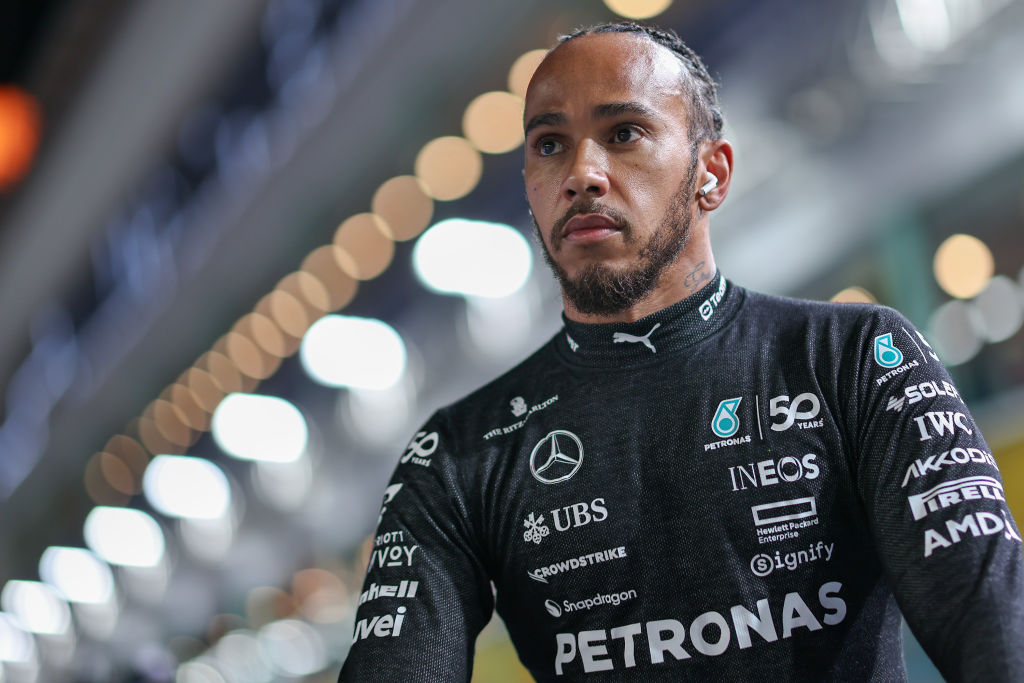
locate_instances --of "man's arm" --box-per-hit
[338,411,494,681]
[851,307,1024,681]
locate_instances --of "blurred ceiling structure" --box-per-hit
[0,0,1023,680]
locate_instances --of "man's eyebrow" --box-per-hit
[593,101,658,120]
[524,112,566,136]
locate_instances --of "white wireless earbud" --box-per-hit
[700,172,718,196]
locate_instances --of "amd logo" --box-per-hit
[728,454,819,492]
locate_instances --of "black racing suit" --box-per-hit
[339,272,1024,681]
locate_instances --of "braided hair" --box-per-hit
[556,22,724,143]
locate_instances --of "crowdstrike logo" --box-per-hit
[612,323,660,353]
[530,430,584,484]
[873,333,903,368]
[527,546,627,583]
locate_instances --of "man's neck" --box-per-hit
[562,252,717,324]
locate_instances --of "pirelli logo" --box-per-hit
[907,476,1005,521]
[751,497,817,526]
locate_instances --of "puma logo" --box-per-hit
[612,323,661,353]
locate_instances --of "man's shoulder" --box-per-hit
[435,332,563,436]
[737,285,909,333]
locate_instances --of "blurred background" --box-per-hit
[0,0,1022,680]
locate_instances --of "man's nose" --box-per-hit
[560,140,609,201]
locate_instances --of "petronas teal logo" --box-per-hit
[873,333,903,368]
[712,397,742,438]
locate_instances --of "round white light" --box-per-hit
[300,316,406,390]
[84,507,166,567]
[0,581,71,635]
[212,393,308,463]
[40,546,114,604]
[143,455,231,520]
[0,612,35,663]
[413,218,532,298]
[929,300,982,366]
[258,619,326,677]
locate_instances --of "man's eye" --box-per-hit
[613,126,641,143]
[537,138,563,156]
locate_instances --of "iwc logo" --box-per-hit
[530,430,584,484]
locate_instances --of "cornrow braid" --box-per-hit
[557,21,724,142]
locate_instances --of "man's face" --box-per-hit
[523,33,702,315]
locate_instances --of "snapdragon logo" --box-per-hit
[546,590,639,618]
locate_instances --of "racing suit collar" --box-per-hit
[556,271,740,367]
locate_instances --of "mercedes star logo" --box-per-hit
[530,430,584,484]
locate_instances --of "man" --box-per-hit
[339,22,1023,681]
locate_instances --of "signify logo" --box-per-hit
[749,542,834,577]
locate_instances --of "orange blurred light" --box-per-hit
[333,213,395,280]
[372,176,434,242]
[508,50,548,99]
[0,86,42,189]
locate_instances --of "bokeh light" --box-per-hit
[414,136,483,201]
[371,176,433,241]
[934,233,994,299]
[0,86,42,189]
[462,91,525,154]
[299,245,359,311]
[972,275,1023,343]
[39,546,114,605]
[212,393,308,463]
[603,0,673,20]
[85,506,165,567]
[929,299,983,366]
[413,218,532,297]
[1,581,71,635]
[508,49,547,99]
[830,286,878,303]
[300,315,406,390]
[143,455,231,520]
[333,213,395,280]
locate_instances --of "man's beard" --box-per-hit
[533,156,699,317]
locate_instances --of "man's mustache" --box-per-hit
[550,201,631,249]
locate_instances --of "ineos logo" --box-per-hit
[769,393,820,431]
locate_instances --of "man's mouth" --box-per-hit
[561,213,622,244]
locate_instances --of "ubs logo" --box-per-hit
[530,430,584,484]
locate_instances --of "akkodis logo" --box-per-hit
[873,333,903,368]
[712,398,742,438]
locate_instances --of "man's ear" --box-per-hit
[697,139,733,211]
